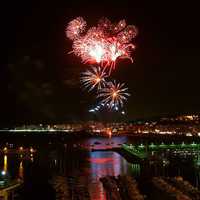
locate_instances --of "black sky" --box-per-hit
[0,0,200,124]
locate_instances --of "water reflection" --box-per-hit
[131,163,141,177]
[0,148,35,182]
[30,154,34,162]
[87,151,132,200]
[85,136,128,150]
[1,137,200,200]
[18,161,24,180]
[3,155,7,173]
[47,136,200,199]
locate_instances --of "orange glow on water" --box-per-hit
[3,147,7,153]
[3,155,7,172]
[107,129,112,138]
[18,161,24,179]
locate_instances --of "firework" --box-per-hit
[66,17,137,111]
[98,17,112,33]
[113,20,126,33]
[116,25,138,43]
[80,67,107,91]
[66,17,137,73]
[97,80,130,108]
[65,17,87,40]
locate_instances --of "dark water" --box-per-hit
[1,135,200,199]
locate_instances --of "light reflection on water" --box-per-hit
[1,136,200,200]
[76,136,131,199]
[64,136,200,199]
[0,153,33,182]
[3,155,7,173]
[85,136,128,150]
[18,161,24,180]
[87,151,132,200]
[88,151,129,178]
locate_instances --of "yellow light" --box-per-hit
[185,115,193,120]
[4,155,7,172]
[95,77,101,83]
[3,147,7,152]
[106,128,112,138]
[19,146,23,151]
[113,92,117,97]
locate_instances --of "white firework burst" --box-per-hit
[80,67,107,91]
[97,80,130,108]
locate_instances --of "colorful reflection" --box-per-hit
[87,151,131,200]
[88,151,129,179]
[30,154,34,162]
[86,136,128,150]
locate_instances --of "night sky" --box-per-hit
[1,1,200,124]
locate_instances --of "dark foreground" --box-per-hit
[0,133,200,199]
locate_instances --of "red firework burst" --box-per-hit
[65,17,87,40]
[66,17,137,74]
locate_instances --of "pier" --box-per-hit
[122,142,200,160]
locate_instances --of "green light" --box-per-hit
[170,142,176,148]
[159,142,167,149]
[138,144,145,149]
[191,142,197,146]
[181,142,185,146]
[149,143,156,149]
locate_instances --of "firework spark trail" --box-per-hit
[97,80,130,109]
[80,67,107,91]
[66,17,137,110]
